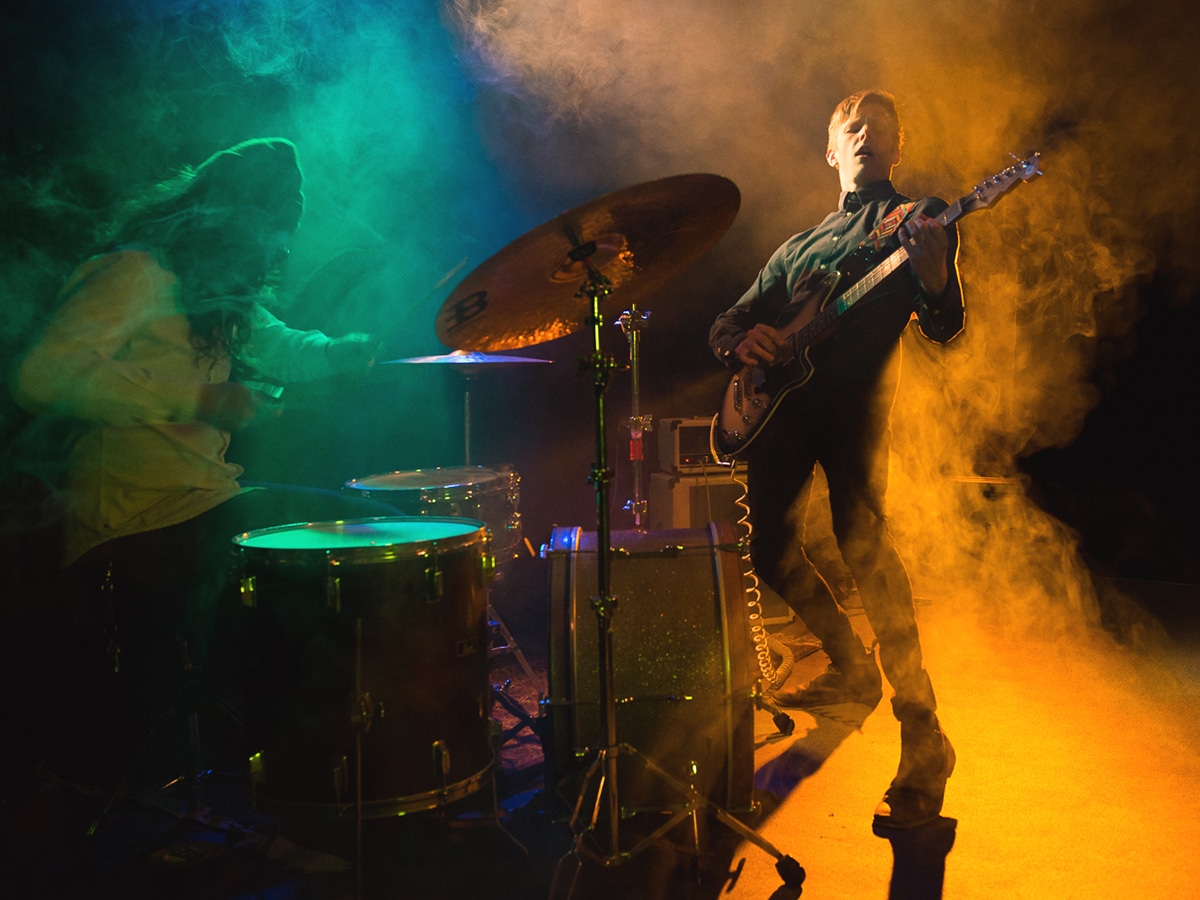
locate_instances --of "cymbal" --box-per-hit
[380,350,552,366]
[435,173,740,351]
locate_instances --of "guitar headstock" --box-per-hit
[961,151,1042,214]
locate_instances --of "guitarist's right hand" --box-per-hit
[735,323,783,368]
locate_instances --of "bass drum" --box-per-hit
[234,517,494,818]
[343,465,522,563]
[543,521,757,812]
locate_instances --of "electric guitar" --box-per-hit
[710,151,1042,461]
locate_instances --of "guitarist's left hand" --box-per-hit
[899,214,949,297]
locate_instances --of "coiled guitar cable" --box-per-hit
[724,461,794,691]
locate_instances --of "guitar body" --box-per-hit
[710,271,838,459]
[708,151,1044,463]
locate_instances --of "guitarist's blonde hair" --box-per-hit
[827,90,904,155]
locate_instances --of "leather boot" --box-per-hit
[773,643,883,708]
[873,715,955,830]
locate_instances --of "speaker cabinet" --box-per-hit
[648,470,745,531]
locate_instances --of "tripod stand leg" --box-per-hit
[548,845,584,900]
[755,691,797,736]
[707,805,806,886]
[488,603,538,683]
[492,681,539,743]
[486,758,529,859]
[85,701,171,839]
[625,743,806,889]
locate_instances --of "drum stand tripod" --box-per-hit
[550,256,804,896]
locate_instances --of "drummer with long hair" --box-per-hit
[10,138,395,785]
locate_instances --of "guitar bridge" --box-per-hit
[733,375,743,414]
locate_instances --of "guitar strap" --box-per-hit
[858,200,918,253]
[827,201,919,286]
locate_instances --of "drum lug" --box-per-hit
[432,739,452,782]
[351,691,376,733]
[247,751,265,803]
[239,575,257,608]
[327,573,342,612]
[333,755,349,806]
[101,564,121,673]
[425,564,444,600]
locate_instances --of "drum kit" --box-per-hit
[232,174,803,890]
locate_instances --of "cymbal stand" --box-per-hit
[617,305,652,529]
[452,365,541,727]
[460,368,477,466]
[451,367,480,465]
[570,241,622,863]
[553,242,804,895]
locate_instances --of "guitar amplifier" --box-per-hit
[648,470,744,531]
[656,417,723,472]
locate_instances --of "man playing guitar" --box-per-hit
[708,89,964,829]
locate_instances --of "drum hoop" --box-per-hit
[343,467,511,502]
[233,515,489,565]
[253,763,494,819]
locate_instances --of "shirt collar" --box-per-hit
[839,179,897,212]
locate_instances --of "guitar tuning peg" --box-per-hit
[1008,149,1044,179]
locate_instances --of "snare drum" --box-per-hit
[343,466,522,562]
[234,516,494,818]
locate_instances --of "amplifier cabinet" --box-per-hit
[648,470,744,531]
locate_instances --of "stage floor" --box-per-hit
[4,589,1198,900]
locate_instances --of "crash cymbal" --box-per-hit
[380,350,552,366]
[435,173,740,351]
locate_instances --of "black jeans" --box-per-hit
[745,385,936,722]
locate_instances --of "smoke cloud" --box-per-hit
[3,0,1196,641]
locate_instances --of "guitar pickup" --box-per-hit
[733,376,743,413]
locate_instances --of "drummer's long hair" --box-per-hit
[98,138,304,364]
